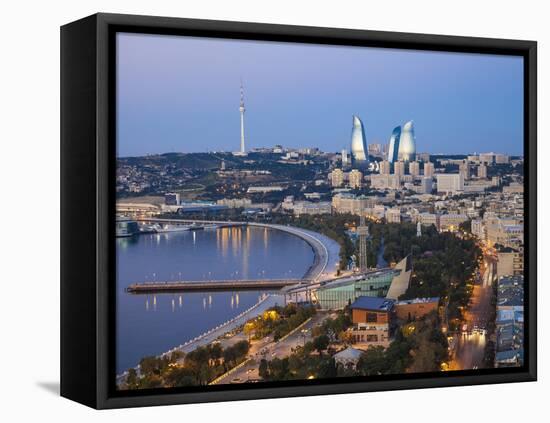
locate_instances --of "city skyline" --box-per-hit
[116,33,524,157]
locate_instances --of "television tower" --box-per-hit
[239,80,246,154]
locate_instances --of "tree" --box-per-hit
[317,357,337,378]
[408,341,438,373]
[125,368,138,388]
[459,219,472,234]
[357,346,387,376]
[268,357,289,380]
[313,335,330,355]
[139,356,162,376]
[209,343,223,364]
[259,359,269,380]
[165,367,197,387]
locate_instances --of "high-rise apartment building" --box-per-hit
[478,163,488,178]
[459,160,470,180]
[379,160,391,175]
[349,169,363,189]
[409,161,420,177]
[424,162,435,177]
[394,161,406,179]
[330,168,345,187]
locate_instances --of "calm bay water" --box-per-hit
[116,226,314,373]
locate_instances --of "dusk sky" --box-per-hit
[116,32,524,157]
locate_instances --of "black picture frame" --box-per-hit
[61,12,537,409]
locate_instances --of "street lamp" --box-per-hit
[301,328,309,346]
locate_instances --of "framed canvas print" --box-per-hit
[60,13,537,409]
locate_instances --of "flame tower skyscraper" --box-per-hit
[350,115,369,167]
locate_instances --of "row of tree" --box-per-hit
[123,340,251,389]
[364,222,482,328]
[248,304,317,341]
[271,212,359,271]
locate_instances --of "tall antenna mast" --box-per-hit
[239,79,246,154]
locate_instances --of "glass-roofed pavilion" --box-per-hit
[316,269,397,310]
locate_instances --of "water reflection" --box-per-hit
[116,226,313,373]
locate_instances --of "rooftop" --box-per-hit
[350,296,395,312]
[395,297,440,306]
[318,268,396,291]
[333,347,363,361]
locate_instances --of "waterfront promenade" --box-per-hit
[116,294,284,384]
[248,223,340,282]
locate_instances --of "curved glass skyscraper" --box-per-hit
[387,126,401,164]
[350,115,368,164]
[397,120,416,162]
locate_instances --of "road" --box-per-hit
[451,252,496,370]
[212,311,331,384]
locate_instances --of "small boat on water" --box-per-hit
[188,222,218,230]
[154,224,191,233]
[116,216,139,237]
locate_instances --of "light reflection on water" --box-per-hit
[116,226,314,373]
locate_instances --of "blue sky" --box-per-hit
[116,32,524,157]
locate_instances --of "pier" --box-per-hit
[126,279,308,293]
[135,217,246,228]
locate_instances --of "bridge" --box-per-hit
[126,279,309,293]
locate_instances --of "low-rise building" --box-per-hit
[438,214,468,232]
[417,213,439,229]
[385,207,401,223]
[291,201,332,216]
[247,186,284,193]
[495,275,524,368]
[217,198,252,208]
[316,269,397,310]
[486,218,524,249]
[394,297,440,321]
[370,174,400,190]
[164,192,180,206]
[333,347,363,369]
[471,219,486,241]
[496,247,524,278]
[349,297,395,349]
[436,173,464,195]
[364,204,387,220]
[332,193,377,215]
[503,183,524,194]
